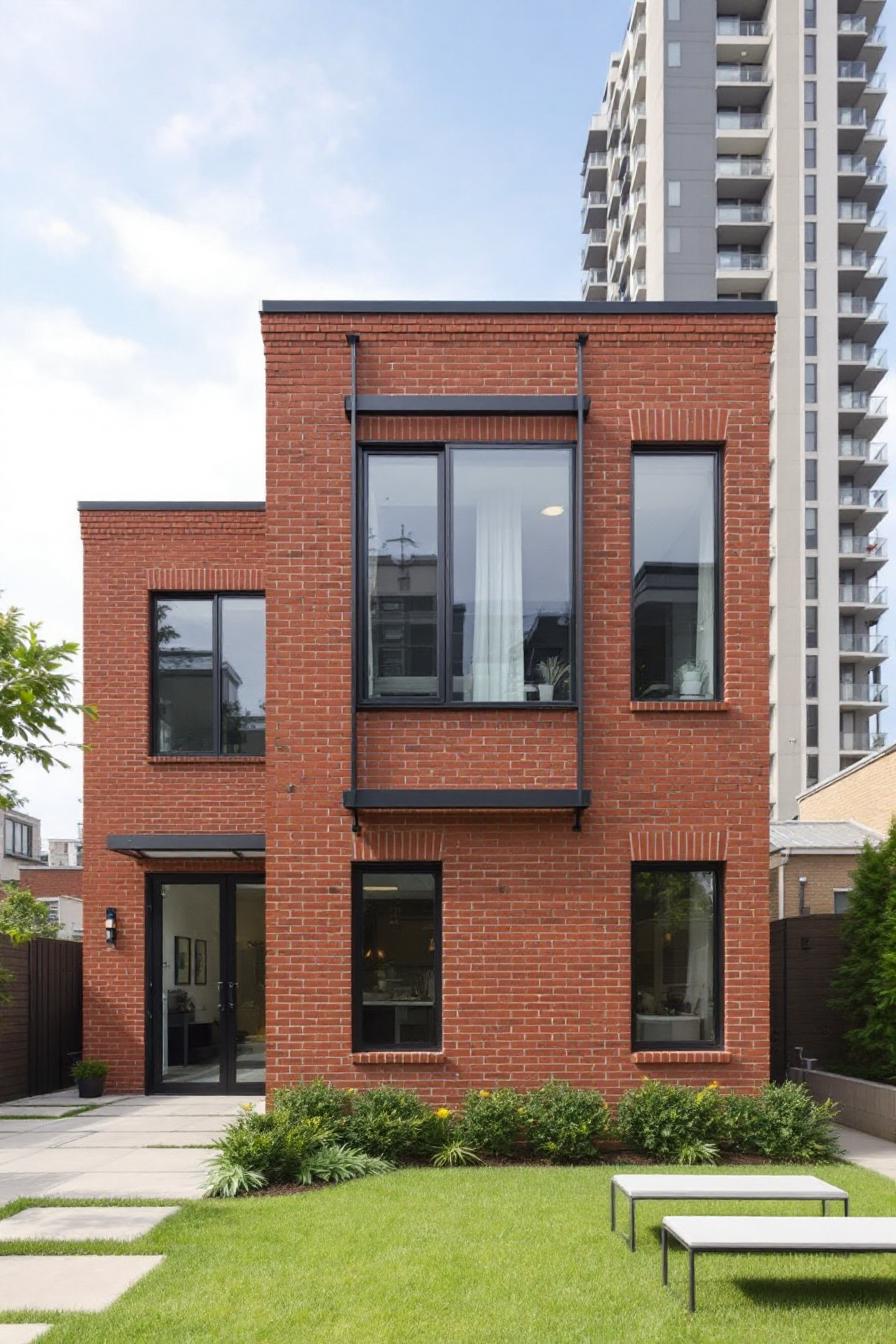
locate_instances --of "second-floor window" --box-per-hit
[362,446,574,704]
[632,450,721,701]
[152,595,265,755]
[4,818,33,857]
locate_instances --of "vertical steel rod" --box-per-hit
[347,333,360,832]
[574,334,588,830]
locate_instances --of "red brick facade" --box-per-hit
[17,867,83,900]
[81,305,773,1101]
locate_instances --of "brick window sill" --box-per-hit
[147,755,266,765]
[629,701,730,714]
[351,1051,447,1067]
[632,1050,733,1065]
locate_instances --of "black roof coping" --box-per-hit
[78,501,265,512]
[261,299,776,315]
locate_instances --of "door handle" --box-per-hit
[217,980,225,1014]
[227,981,238,1012]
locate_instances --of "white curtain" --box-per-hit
[470,488,525,700]
[684,874,713,1033]
[694,471,716,693]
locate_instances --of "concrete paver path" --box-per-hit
[0,1326,52,1342]
[0,1091,259,1200]
[836,1123,896,1180]
[0,1255,164,1310]
[0,1205,179,1242]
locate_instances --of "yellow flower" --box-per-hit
[346,1087,357,1095]
[435,1107,451,1120]
[478,1089,491,1098]
[240,1102,254,1112]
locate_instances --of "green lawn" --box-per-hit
[3,1165,896,1342]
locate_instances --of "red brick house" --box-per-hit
[80,300,774,1100]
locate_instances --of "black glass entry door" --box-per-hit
[148,875,265,1093]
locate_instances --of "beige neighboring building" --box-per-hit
[797,740,896,834]
[769,820,881,920]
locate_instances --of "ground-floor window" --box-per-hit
[631,864,722,1049]
[352,865,441,1051]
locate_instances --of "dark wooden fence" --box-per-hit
[0,936,82,1102]
[770,915,848,1082]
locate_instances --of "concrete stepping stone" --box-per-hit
[0,1327,52,1342]
[0,1255,164,1310]
[0,1149,113,1173]
[0,1108,77,1119]
[48,1172,206,1199]
[56,1130,217,1149]
[0,1206,179,1242]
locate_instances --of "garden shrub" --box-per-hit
[742,1082,840,1163]
[205,1105,394,1196]
[615,1081,725,1163]
[344,1086,438,1161]
[457,1088,524,1158]
[273,1078,351,1132]
[520,1081,609,1163]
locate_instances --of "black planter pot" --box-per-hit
[76,1076,106,1099]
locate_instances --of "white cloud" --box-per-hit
[27,213,89,256]
[154,75,266,157]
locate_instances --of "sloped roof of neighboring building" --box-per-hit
[770,820,883,853]
[796,741,896,802]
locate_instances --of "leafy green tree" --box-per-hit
[0,603,95,810]
[830,820,896,1080]
[0,884,60,944]
[0,883,59,1007]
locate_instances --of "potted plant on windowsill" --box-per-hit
[536,657,570,702]
[71,1059,109,1099]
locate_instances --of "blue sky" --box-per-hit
[1,0,631,835]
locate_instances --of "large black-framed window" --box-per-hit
[360,444,575,705]
[4,818,33,858]
[351,864,441,1051]
[152,594,265,755]
[632,449,722,701]
[631,863,723,1051]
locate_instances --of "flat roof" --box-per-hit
[78,501,265,512]
[770,821,883,853]
[261,299,776,315]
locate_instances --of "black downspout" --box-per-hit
[347,333,360,833]
[574,333,588,830]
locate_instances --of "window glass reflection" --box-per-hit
[632,453,718,699]
[366,456,439,699]
[451,449,572,702]
[155,598,214,752]
[633,867,719,1046]
[357,870,438,1049]
[221,597,265,754]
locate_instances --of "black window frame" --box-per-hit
[351,862,442,1052]
[630,861,724,1052]
[630,445,724,703]
[150,591,266,757]
[357,442,578,709]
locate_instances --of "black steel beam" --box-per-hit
[78,502,265,512]
[343,394,589,418]
[342,789,591,810]
[263,299,776,316]
[107,833,265,852]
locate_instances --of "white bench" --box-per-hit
[662,1215,896,1312]
[610,1174,848,1250]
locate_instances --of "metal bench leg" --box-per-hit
[661,1227,668,1286]
[629,1196,636,1251]
[845,1196,850,1218]
[688,1250,696,1314]
[822,1199,827,1216]
[610,1180,616,1232]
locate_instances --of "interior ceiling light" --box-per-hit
[541,505,565,517]
[363,885,399,893]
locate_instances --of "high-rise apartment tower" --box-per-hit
[582,0,888,817]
